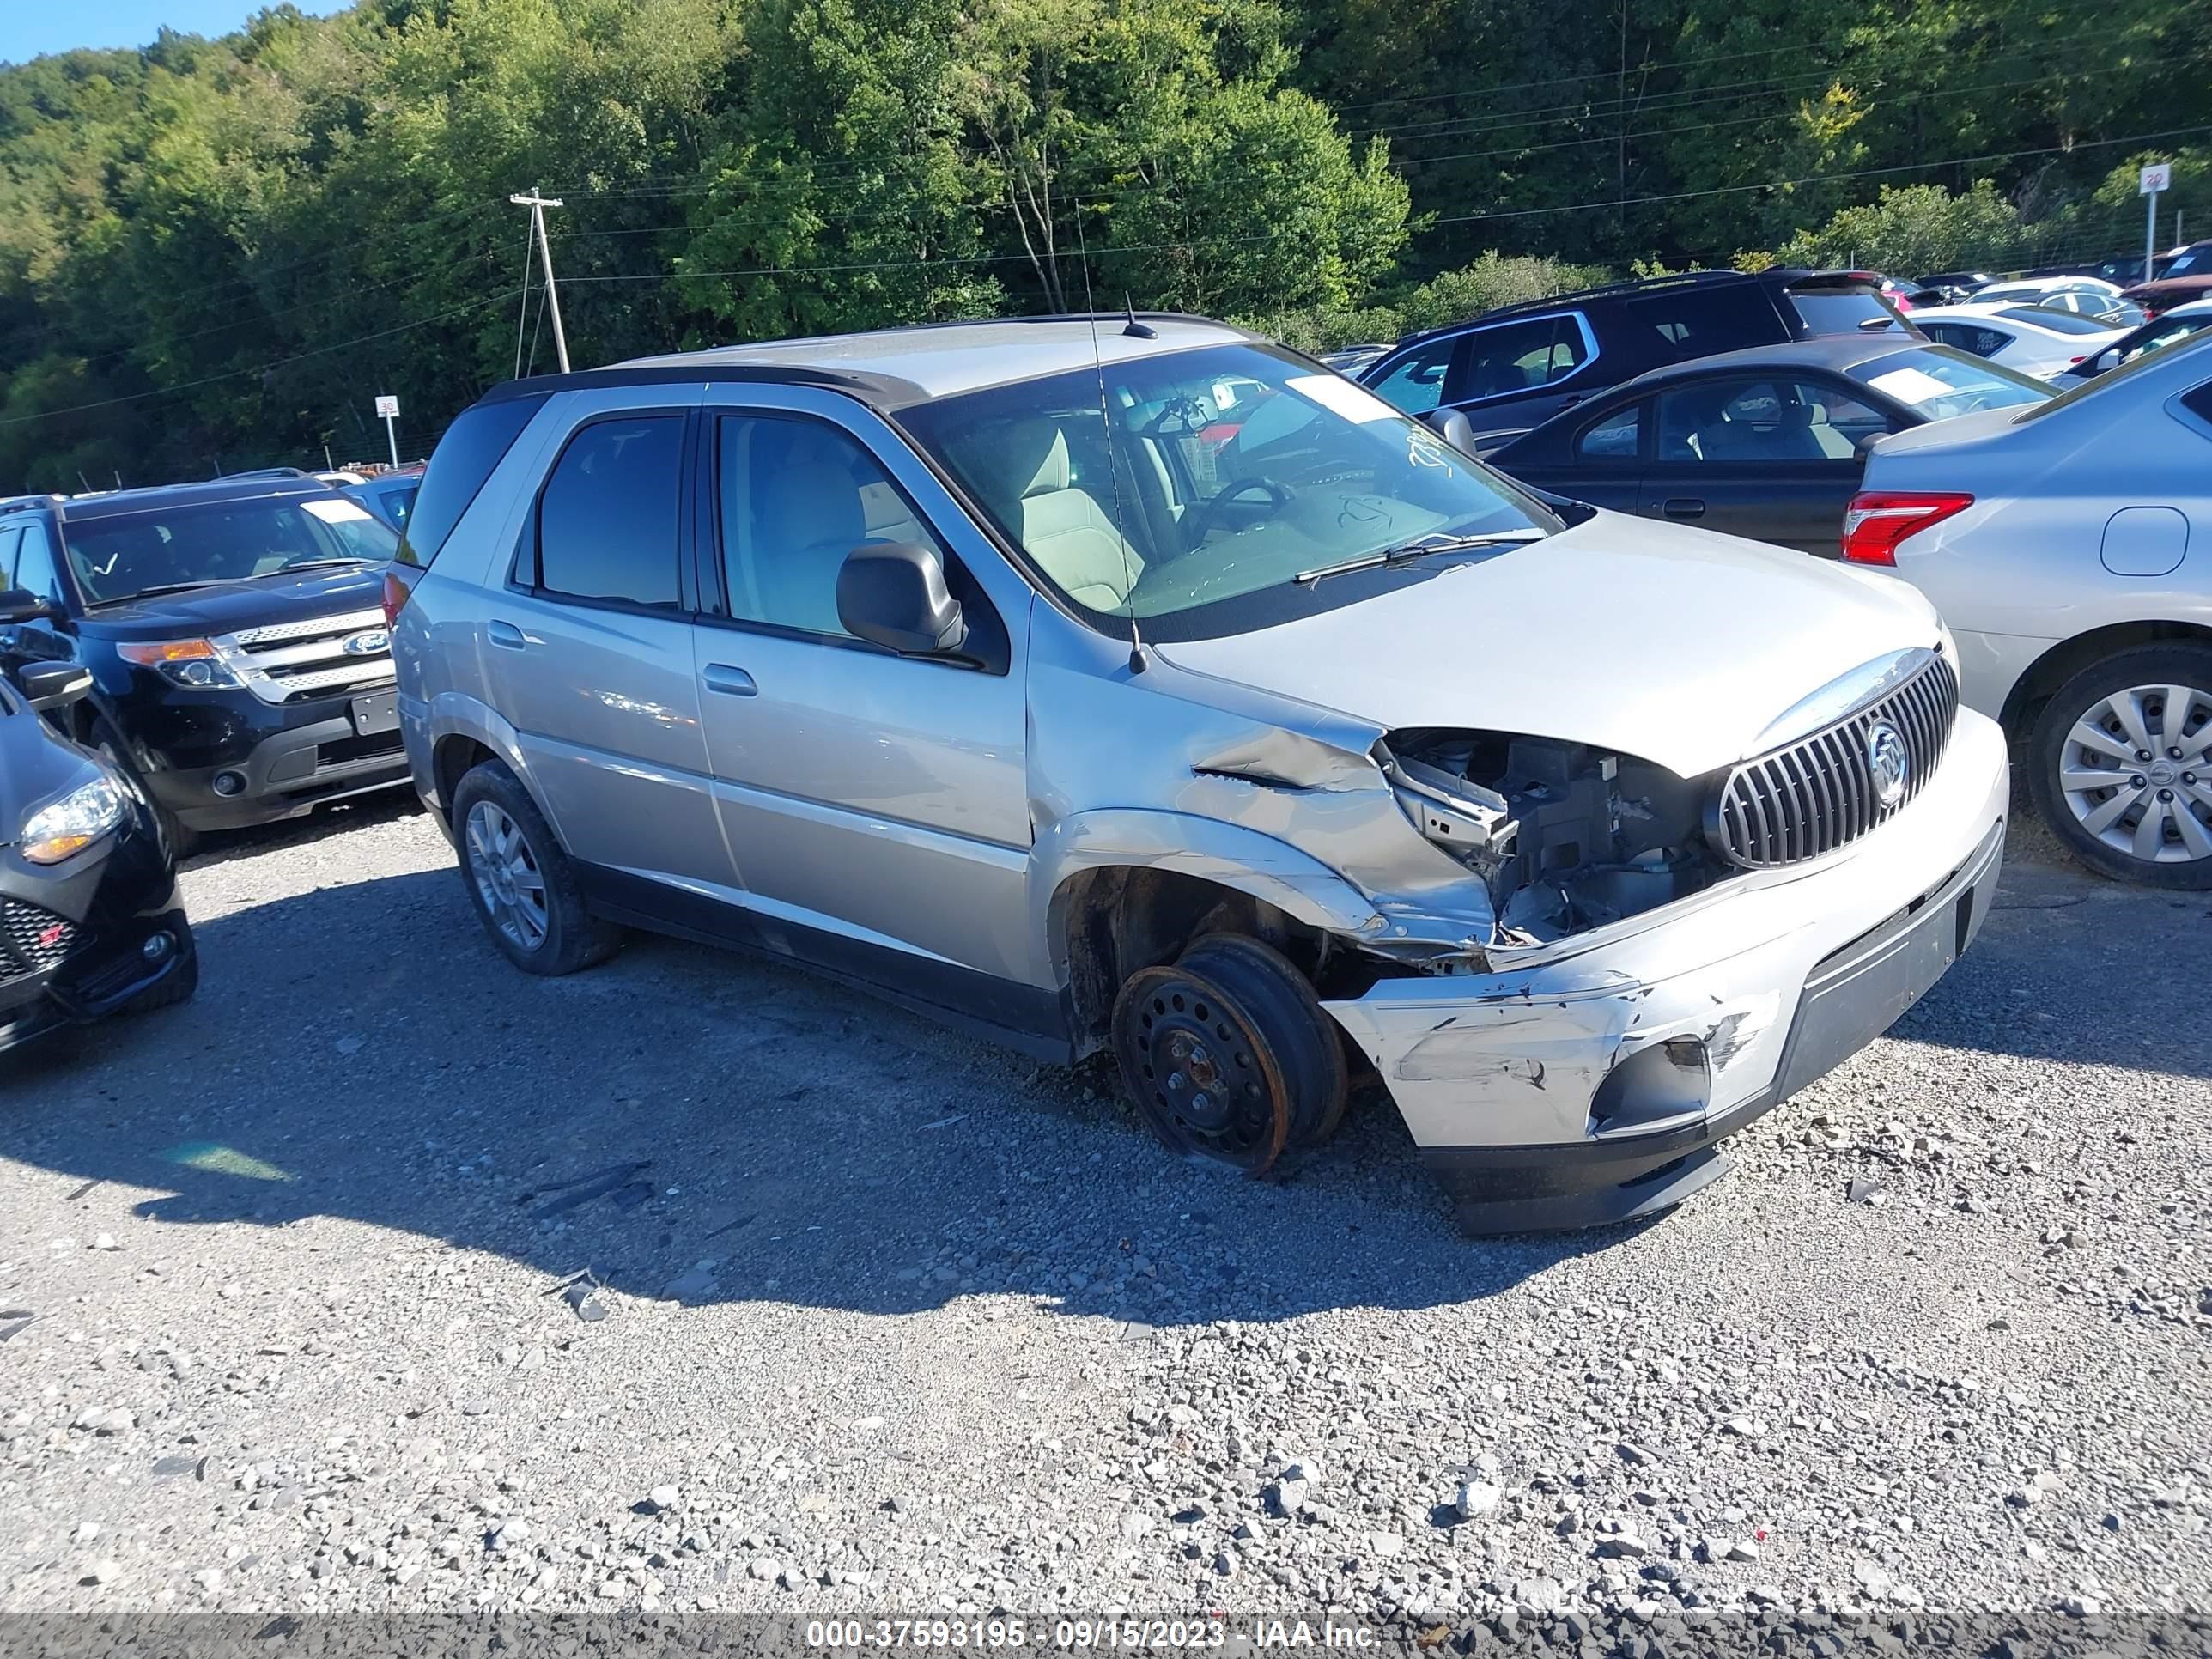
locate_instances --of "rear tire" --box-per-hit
[449,762,622,975]
[2027,644,2212,889]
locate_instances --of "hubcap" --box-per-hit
[464,801,550,951]
[2057,682,2212,864]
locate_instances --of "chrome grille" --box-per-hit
[1711,653,1960,869]
[213,607,393,705]
[0,899,77,986]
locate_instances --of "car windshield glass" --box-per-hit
[1995,305,2115,335]
[60,495,398,605]
[2012,328,2212,422]
[899,343,1558,631]
[1786,287,1905,333]
[1850,346,2052,419]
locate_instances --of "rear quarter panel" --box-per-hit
[1865,387,2212,720]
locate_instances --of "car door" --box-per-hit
[1443,312,1604,448]
[1637,374,1895,556]
[477,389,740,902]
[1492,398,1650,512]
[689,385,1037,1006]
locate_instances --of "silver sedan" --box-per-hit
[1850,332,2212,884]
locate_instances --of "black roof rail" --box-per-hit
[218,466,309,481]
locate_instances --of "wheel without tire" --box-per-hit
[2027,644,2212,889]
[1112,962,1291,1175]
[1176,933,1349,1147]
[450,762,622,974]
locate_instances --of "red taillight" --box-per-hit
[2069,355,2086,364]
[381,566,419,629]
[1840,491,1975,566]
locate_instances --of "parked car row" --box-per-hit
[6,293,2204,1237]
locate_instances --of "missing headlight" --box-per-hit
[1379,729,1731,944]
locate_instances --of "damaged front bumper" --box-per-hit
[1324,709,2011,1235]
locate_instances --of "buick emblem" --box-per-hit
[1866,720,1910,809]
[340,629,389,657]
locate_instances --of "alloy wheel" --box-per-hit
[2056,681,2212,866]
[464,799,550,951]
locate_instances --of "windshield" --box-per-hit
[2013,327,2212,422]
[60,494,398,605]
[899,343,1559,636]
[1850,345,2052,420]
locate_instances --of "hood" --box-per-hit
[0,710,105,847]
[1155,510,1942,780]
[72,564,385,641]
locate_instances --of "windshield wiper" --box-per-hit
[270,558,375,573]
[99,579,235,602]
[1293,528,1545,586]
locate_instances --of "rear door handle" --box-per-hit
[487,620,527,649]
[1662,498,1706,520]
[702,663,757,697]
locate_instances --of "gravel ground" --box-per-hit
[1,793,2208,1643]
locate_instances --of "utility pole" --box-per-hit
[509,188,571,374]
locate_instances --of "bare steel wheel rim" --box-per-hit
[464,801,550,951]
[2057,681,2212,865]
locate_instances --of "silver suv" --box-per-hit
[390,316,2009,1232]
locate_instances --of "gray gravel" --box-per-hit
[1,794,2208,1634]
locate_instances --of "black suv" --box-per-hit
[1356,269,1911,452]
[0,473,407,848]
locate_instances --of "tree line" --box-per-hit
[1,0,2205,489]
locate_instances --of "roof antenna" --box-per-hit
[1122,296,1156,340]
[1074,204,1146,674]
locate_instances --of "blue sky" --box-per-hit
[3,0,352,64]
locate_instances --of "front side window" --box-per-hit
[1462,316,1589,401]
[900,343,1559,639]
[59,495,394,606]
[11,521,69,606]
[714,415,943,637]
[532,417,684,608]
[1654,377,1884,463]
[1364,336,1460,415]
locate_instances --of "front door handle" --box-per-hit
[702,663,757,697]
[1662,497,1706,520]
[487,620,527,650]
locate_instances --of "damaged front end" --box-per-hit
[1376,728,1733,950]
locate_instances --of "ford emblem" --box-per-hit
[1866,720,1909,809]
[341,629,390,657]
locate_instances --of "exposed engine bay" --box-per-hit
[1378,729,1734,945]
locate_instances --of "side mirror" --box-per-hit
[836,542,968,657]
[19,661,92,712]
[0,588,55,626]
[1419,408,1480,456]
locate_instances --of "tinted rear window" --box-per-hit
[532,416,684,608]
[1787,288,1908,335]
[395,395,546,568]
[1621,287,1783,362]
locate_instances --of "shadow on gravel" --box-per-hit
[0,854,1644,1328]
[3,834,2203,1332]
